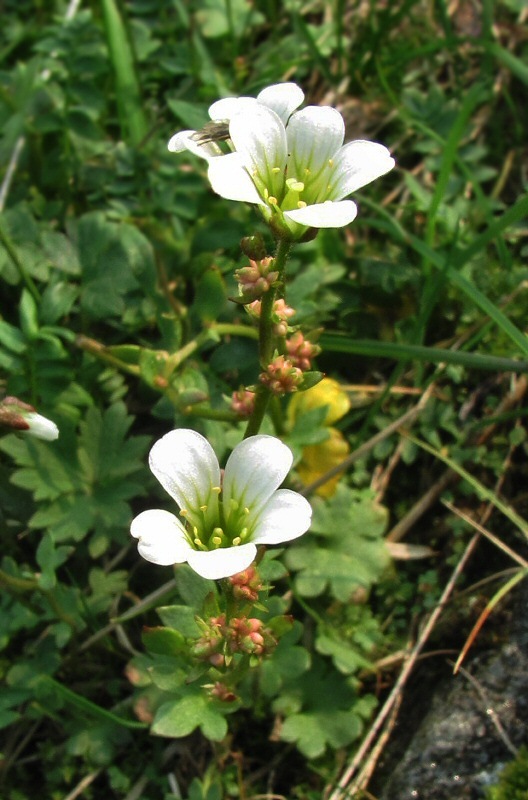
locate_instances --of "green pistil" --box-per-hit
[281,177,305,211]
[209,527,227,549]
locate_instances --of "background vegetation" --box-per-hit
[0,0,527,798]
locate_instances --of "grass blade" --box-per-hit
[100,0,148,146]
[320,335,528,373]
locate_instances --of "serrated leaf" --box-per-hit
[151,693,228,741]
[285,485,390,601]
[36,533,73,590]
[77,402,149,484]
[276,659,375,758]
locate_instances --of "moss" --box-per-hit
[486,748,528,800]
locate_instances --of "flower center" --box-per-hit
[179,491,253,552]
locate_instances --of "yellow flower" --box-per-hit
[288,378,350,497]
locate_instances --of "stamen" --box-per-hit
[297,201,307,208]
[211,535,223,547]
[230,498,239,512]
[212,485,221,494]
[232,536,241,546]
[328,158,334,167]
[239,527,249,540]
[268,196,278,205]
[199,505,207,512]
[180,509,188,517]
[272,166,281,174]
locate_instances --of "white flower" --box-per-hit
[131,429,312,580]
[168,82,395,238]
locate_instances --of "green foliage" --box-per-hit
[486,748,528,800]
[0,0,527,798]
[1,402,149,555]
[286,486,390,601]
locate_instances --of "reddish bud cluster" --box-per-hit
[285,331,321,371]
[192,612,276,666]
[259,355,303,395]
[230,388,256,419]
[235,257,279,300]
[228,565,262,602]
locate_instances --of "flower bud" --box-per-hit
[0,397,59,441]
[235,257,279,301]
[230,388,256,419]
[229,565,262,601]
[260,356,303,395]
[240,234,267,261]
[286,331,321,371]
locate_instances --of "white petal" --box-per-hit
[187,543,257,580]
[131,509,191,566]
[284,199,357,228]
[253,489,312,545]
[331,140,395,199]
[256,82,304,125]
[149,429,220,514]
[223,435,293,518]
[168,130,196,152]
[23,412,59,441]
[229,106,287,198]
[286,106,345,179]
[167,130,220,160]
[208,96,259,121]
[207,152,264,204]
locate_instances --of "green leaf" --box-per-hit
[315,633,372,675]
[276,659,374,758]
[176,564,217,609]
[192,268,227,323]
[286,486,390,601]
[142,627,187,657]
[77,402,149,485]
[151,692,228,741]
[36,533,73,590]
[157,605,201,637]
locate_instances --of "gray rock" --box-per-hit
[378,582,528,799]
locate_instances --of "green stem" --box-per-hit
[243,238,292,439]
[210,323,258,340]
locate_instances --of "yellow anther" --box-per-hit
[239,527,249,540]
[297,200,307,208]
[180,509,188,517]
[328,158,334,167]
[211,536,222,546]
[194,537,202,547]
[200,504,207,512]
[272,166,281,174]
[304,167,311,175]
[212,485,221,494]
[268,196,278,205]
[244,507,250,515]
[232,537,241,546]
